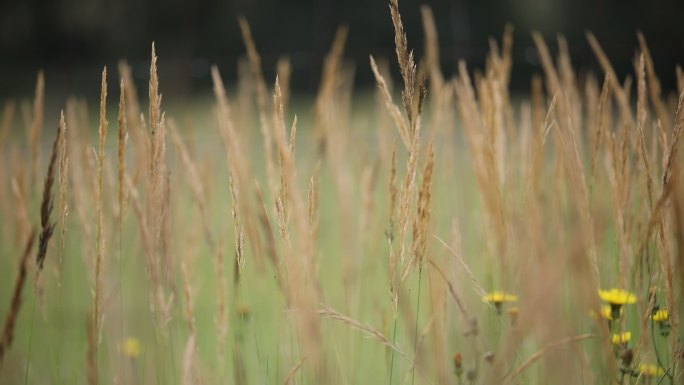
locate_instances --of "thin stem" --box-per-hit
[388,314,398,385]
[24,291,37,385]
[650,319,673,383]
[411,265,423,385]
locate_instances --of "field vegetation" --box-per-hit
[1,1,683,384]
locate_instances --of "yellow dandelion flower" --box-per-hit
[590,305,622,320]
[598,289,637,305]
[637,363,664,377]
[482,291,518,304]
[123,337,141,358]
[652,309,669,322]
[611,332,631,345]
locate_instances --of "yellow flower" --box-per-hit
[652,309,669,322]
[611,332,631,345]
[598,289,637,305]
[590,305,622,320]
[123,337,141,358]
[637,363,664,377]
[482,291,518,304]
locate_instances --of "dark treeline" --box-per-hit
[1,0,683,98]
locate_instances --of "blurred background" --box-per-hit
[1,0,683,101]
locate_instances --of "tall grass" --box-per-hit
[0,1,683,384]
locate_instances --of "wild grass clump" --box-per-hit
[0,1,683,384]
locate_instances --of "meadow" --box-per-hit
[0,1,683,384]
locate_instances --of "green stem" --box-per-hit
[411,265,423,385]
[24,290,37,385]
[650,319,672,384]
[388,314,398,385]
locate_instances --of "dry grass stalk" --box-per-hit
[394,118,422,280]
[636,55,656,209]
[182,335,200,385]
[383,1,428,282]
[663,91,684,188]
[637,32,671,129]
[657,90,684,349]
[118,61,147,179]
[318,305,406,358]
[586,33,635,130]
[57,111,69,281]
[590,76,610,182]
[92,68,108,384]
[502,334,596,382]
[117,61,140,131]
[65,99,96,275]
[238,17,277,194]
[673,172,684,338]
[313,25,348,155]
[212,65,263,271]
[433,235,486,298]
[387,141,398,239]
[273,78,328,380]
[370,57,411,149]
[403,140,434,279]
[556,36,581,140]
[254,182,282,288]
[273,77,294,249]
[454,61,508,272]
[389,0,417,130]
[117,78,128,225]
[146,44,173,326]
[213,241,227,379]
[0,229,36,368]
[307,162,321,240]
[29,72,44,189]
[524,94,557,201]
[283,356,306,385]
[87,311,96,385]
[36,114,64,273]
[533,33,600,287]
[425,260,452,385]
[426,258,469,322]
[180,261,195,336]
[603,131,632,289]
